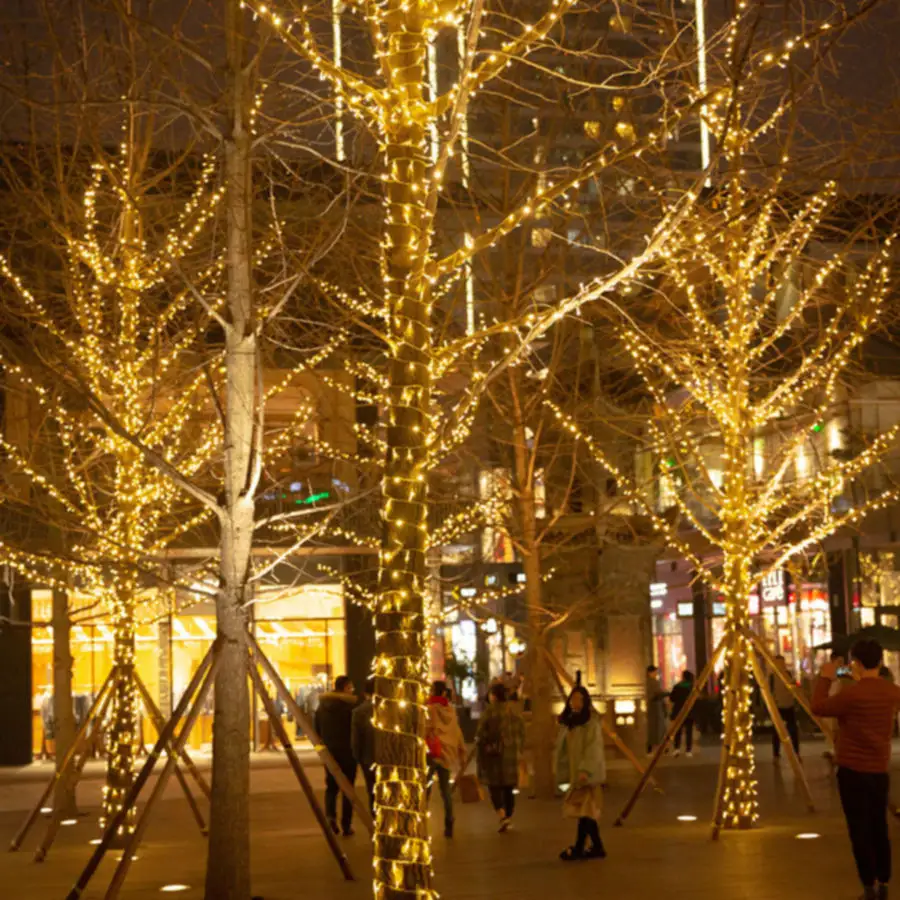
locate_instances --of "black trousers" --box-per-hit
[325,759,357,832]
[772,706,800,757]
[489,785,516,818]
[837,767,892,887]
[674,719,694,752]
[574,816,603,853]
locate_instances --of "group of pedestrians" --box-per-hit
[316,675,469,838]
[314,671,609,863]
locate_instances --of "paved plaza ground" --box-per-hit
[0,737,888,899]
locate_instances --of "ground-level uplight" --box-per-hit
[89,839,102,845]
[677,815,698,822]
[160,886,191,894]
[61,819,77,827]
[795,833,820,840]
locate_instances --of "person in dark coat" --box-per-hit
[670,670,696,757]
[315,675,358,836]
[352,678,376,815]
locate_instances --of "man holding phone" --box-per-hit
[813,639,900,900]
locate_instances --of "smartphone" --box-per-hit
[836,666,851,678]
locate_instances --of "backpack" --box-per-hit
[481,712,504,758]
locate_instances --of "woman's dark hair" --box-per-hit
[851,638,884,672]
[559,685,592,730]
[432,680,448,697]
[489,682,508,703]
[646,665,658,675]
[682,670,695,682]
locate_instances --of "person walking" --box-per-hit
[669,670,695,757]
[645,665,668,756]
[426,680,466,837]
[351,678,376,815]
[771,654,800,762]
[812,639,900,900]
[556,684,607,862]
[314,675,359,837]
[476,682,525,832]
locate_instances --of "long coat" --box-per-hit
[555,717,606,787]
[556,717,606,819]
[476,702,525,787]
[646,676,668,747]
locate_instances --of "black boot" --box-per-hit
[444,819,454,839]
[877,885,889,900]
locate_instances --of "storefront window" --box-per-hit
[31,583,347,756]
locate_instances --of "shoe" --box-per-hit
[328,819,339,835]
[877,885,888,900]
[560,846,584,862]
[499,817,512,833]
[584,843,607,860]
[860,887,878,900]
[686,751,694,758]
[444,820,454,839]
[342,828,355,838]
[672,750,681,758]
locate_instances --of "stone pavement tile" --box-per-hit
[0,752,884,900]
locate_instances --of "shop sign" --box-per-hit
[712,601,726,617]
[758,570,786,605]
[676,601,694,618]
[650,582,668,598]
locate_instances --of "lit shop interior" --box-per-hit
[31,584,346,755]
[651,570,831,689]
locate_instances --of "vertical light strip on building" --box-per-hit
[333,0,345,161]
[695,0,711,182]
[457,27,474,334]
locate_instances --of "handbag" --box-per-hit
[456,773,483,804]
[562,785,600,820]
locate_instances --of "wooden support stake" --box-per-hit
[248,659,354,881]
[65,640,217,900]
[102,657,220,900]
[542,648,662,793]
[10,666,116,853]
[743,627,833,740]
[615,634,728,828]
[133,671,211,799]
[248,632,374,834]
[34,688,116,863]
[750,648,815,813]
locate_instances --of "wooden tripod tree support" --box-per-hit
[741,626,833,741]
[616,625,822,836]
[615,633,728,828]
[64,631,366,899]
[9,666,116,854]
[247,658,354,881]
[11,661,210,861]
[247,630,374,834]
[66,638,221,900]
[749,650,814,812]
[541,648,663,793]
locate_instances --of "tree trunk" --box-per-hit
[373,6,435,897]
[204,3,254,898]
[719,559,758,830]
[102,584,136,846]
[51,586,78,818]
[509,396,555,799]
